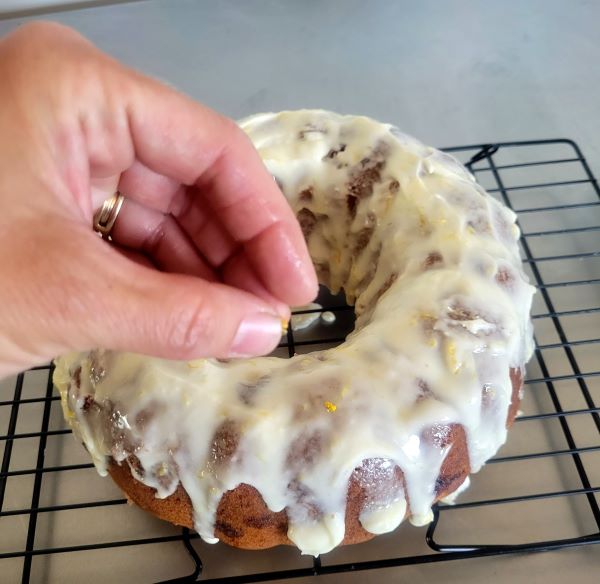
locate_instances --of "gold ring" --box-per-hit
[93,192,125,240]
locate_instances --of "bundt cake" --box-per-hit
[53,110,535,556]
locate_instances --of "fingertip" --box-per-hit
[295,277,320,306]
[229,312,283,358]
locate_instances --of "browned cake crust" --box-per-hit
[108,369,523,550]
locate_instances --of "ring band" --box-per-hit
[93,192,125,240]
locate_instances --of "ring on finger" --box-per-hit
[93,192,125,240]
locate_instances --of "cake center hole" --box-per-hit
[274,286,356,358]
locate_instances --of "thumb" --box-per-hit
[52,235,287,361]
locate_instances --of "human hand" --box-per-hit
[0,22,318,379]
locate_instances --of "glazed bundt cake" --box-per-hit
[53,110,535,556]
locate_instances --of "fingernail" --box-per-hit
[230,313,283,357]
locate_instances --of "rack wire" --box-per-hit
[1,138,599,583]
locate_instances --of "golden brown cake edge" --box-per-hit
[108,368,522,551]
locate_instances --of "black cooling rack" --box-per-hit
[1,139,599,583]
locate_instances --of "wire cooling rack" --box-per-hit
[0,139,599,583]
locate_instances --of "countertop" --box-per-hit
[0,1,599,583]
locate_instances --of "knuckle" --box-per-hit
[164,297,217,358]
[142,218,169,257]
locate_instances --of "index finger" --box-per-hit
[123,73,318,306]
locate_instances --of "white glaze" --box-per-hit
[54,110,534,556]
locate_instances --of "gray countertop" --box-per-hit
[0,1,599,583]
[1,0,599,169]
